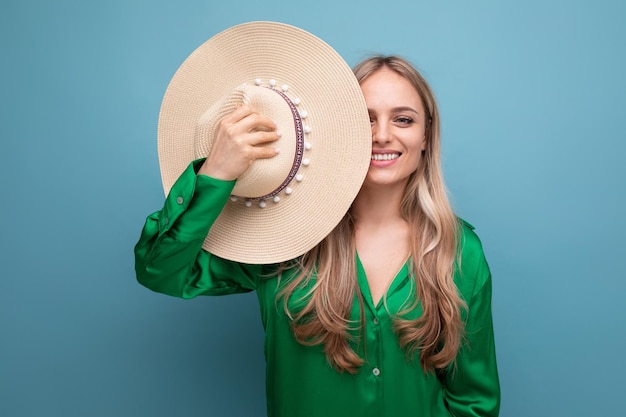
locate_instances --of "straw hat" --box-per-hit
[158,21,371,264]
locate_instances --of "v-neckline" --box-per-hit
[355,252,410,311]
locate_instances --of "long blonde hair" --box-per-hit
[278,56,464,374]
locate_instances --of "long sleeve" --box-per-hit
[443,226,501,417]
[134,159,263,298]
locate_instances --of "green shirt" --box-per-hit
[135,160,500,417]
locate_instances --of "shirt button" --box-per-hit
[372,368,381,377]
[373,318,379,325]
[176,196,184,205]
[164,217,169,225]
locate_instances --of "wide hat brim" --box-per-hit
[158,21,371,264]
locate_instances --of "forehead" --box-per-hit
[360,68,424,111]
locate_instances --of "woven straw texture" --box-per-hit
[158,21,371,264]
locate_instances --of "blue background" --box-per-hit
[2,0,625,416]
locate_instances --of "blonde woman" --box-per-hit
[136,53,500,417]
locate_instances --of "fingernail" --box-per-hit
[276,131,282,137]
[274,147,281,154]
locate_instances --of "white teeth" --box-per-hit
[371,153,400,161]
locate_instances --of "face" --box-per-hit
[360,68,427,189]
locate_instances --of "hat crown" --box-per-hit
[194,83,300,199]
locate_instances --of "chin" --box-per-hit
[363,174,407,188]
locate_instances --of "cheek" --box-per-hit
[408,129,427,152]
[407,143,425,171]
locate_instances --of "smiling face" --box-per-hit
[360,67,428,189]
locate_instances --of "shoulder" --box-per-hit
[458,218,483,261]
[455,218,492,297]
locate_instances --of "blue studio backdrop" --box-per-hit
[2,1,625,416]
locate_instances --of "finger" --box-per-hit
[246,130,282,146]
[236,112,278,134]
[222,103,258,124]
[248,145,281,160]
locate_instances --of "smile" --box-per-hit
[371,153,400,161]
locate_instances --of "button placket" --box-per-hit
[368,311,382,383]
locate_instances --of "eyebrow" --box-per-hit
[367,106,421,116]
[391,106,420,115]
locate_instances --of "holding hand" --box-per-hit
[198,104,281,181]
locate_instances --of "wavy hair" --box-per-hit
[278,56,464,374]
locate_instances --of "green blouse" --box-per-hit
[135,160,500,417]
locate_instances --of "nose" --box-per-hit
[372,120,391,144]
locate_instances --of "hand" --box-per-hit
[198,104,281,180]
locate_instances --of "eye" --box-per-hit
[395,116,414,125]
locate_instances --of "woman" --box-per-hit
[136,55,500,416]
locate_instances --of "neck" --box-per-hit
[352,181,407,226]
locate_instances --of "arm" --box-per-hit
[134,159,262,298]
[443,229,501,416]
[135,102,281,298]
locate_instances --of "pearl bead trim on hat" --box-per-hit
[231,78,312,209]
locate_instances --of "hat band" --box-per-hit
[234,86,305,201]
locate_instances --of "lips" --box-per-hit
[371,153,401,161]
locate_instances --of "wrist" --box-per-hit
[197,160,236,181]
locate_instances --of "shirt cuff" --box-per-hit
[157,159,236,240]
